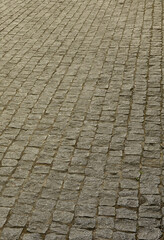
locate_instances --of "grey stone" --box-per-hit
[113,232,135,240]
[0,228,23,240]
[75,204,97,217]
[117,197,139,208]
[53,210,74,224]
[116,208,137,220]
[139,206,161,219]
[138,218,160,228]
[97,216,114,228]
[138,227,162,240]
[45,234,66,240]
[50,222,69,235]
[95,228,113,239]
[74,217,96,229]
[69,228,92,240]
[7,214,28,227]
[98,206,115,216]
[22,233,43,240]
[115,219,137,232]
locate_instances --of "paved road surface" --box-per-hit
[0,0,164,239]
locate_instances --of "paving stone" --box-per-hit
[138,227,162,240]
[0,197,15,207]
[140,194,161,206]
[27,211,51,233]
[115,219,137,232]
[75,204,97,217]
[7,213,28,227]
[53,210,74,224]
[94,228,113,239]
[0,228,23,240]
[139,206,161,219]
[69,228,92,240]
[45,234,66,240]
[49,222,69,235]
[74,217,96,229]
[98,206,115,216]
[113,232,136,240]
[22,233,43,240]
[138,217,160,228]
[97,216,114,229]
[117,197,139,208]
[116,208,137,220]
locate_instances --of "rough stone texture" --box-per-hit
[0,0,164,239]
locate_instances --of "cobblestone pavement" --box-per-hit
[0,0,164,239]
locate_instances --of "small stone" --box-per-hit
[0,228,23,240]
[97,216,114,228]
[45,234,66,240]
[139,206,161,219]
[69,228,92,240]
[74,217,96,229]
[116,208,137,220]
[113,232,135,240]
[22,233,43,240]
[138,217,160,228]
[115,219,137,232]
[53,210,74,224]
[98,206,115,216]
[138,227,162,240]
[94,228,113,239]
[117,197,139,208]
[50,222,69,235]
[75,204,97,217]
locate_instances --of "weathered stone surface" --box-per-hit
[138,227,162,240]
[22,233,43,240]
[0,0,163,239]
[116,208,137,220]
[113,232,136,240]
[94,228,113,239]
[74,217,96,229]
[0,228,23,240]
[69,228,92,240]
[115,219,137,232]
[53,210,74,224]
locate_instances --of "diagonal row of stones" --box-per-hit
[0,0,164,239]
